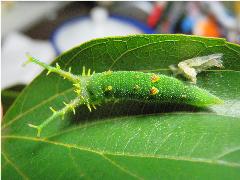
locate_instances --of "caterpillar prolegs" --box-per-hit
[26,56,223,137]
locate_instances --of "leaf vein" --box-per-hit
[101,154,143,180]
[3,135,240,168]
[1,151,29,180]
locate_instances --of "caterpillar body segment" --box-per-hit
[26,56,223,137]
[87,71,223,107]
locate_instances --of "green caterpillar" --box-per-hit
[26,55,223,137]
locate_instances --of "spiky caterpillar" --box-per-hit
[26,56,223,137]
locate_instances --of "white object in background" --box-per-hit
[1,32,55,89]
[2,1,69,37]
[53,7,144,53]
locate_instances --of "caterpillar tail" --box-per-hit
[28,97,83,137]
[25,54,80,83]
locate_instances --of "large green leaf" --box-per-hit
[2,34,240,179]
[1,84,26,115]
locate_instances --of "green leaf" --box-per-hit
[1,84,26,115]
[2,34,240,179]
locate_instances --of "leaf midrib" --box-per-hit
[2,135,240,168]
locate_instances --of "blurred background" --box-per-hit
[1,1,240,114]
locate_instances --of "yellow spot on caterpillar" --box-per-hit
[181,94,187,98]
[151,74,160,83]
[105,85,113,91]
[135,75,140,79]
[133,85,140,91]
[150,87,159,95]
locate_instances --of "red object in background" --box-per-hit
[147,3,165,28]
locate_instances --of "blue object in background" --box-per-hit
[181,16,195,34]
